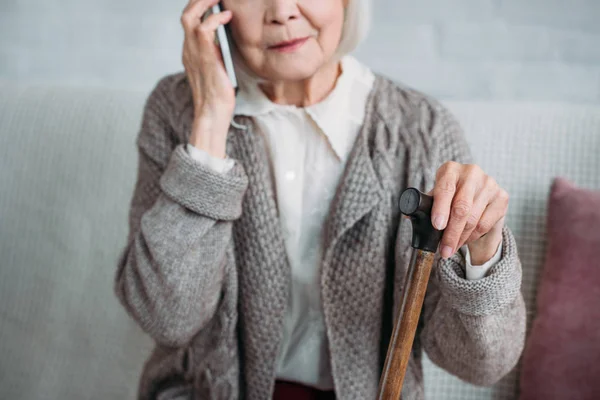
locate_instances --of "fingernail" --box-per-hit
[433,215,446,230]
[441,245,453,259]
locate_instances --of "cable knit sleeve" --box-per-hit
[417,100,527,386]
[113,75,248,347]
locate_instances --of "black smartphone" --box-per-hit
[204,3,238,91]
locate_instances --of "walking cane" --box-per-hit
[376,187,444,400]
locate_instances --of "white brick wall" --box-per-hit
[1,0,599,102]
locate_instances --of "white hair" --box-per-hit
[231,0,372,87]
[333,0,372,60]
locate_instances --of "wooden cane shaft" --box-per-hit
[377,249,436,400]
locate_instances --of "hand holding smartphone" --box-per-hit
[181,0,241,156]
[204,3,238,93]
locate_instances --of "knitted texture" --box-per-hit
[114,72,526,399]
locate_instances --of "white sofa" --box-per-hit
[1,81,599,400]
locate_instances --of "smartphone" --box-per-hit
[204,3,238,92]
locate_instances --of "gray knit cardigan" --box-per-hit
[114,71,526,400]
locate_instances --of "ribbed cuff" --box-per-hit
[436,225,522,316]
[159,144,248,221]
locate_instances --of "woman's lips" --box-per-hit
[268,37,310,53]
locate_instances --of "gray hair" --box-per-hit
[232,0,371,87]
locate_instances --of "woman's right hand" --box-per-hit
[181,0,236,158]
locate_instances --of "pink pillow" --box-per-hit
[519,177,600,400]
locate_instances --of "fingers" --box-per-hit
[181,0,233,46]
[439,180,478,258]
[201,9,233,34]
[181,0,219,31]
[464,192,508,244]
[432,163,486,259]
[430,161,460,231]
[455,177,497,249]
[194,10,233,55]
[428,161,509,259]
[181,0,233,66]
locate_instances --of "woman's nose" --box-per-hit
[265,0,300,24]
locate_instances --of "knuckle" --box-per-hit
[441,231,456,245]
[438,161,457,175]
[497,188,510,205]
[466,164,483,178]
[451,199,471,218]
[475,220,492,234]
[181,13,192,28]
[198,24,213,37]
[464,216,479,231]
[485,175,498,189]
[467,163,481,172]
[435,178,456,195]
[443,237,459,251]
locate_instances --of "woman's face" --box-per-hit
[222,0,346,82]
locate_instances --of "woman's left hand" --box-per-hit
[428,161,508,265]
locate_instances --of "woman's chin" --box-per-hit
[262,59,325,82]
[269,70,319,82]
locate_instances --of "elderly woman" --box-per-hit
[114,0,526,399]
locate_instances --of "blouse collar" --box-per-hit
[234,55,375,160]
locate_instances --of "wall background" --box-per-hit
[1,0,599,102]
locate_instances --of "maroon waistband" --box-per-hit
[273,380,336,400]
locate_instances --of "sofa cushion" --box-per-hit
[519,177,600,400]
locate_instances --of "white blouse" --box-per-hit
[185,55,502,389]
